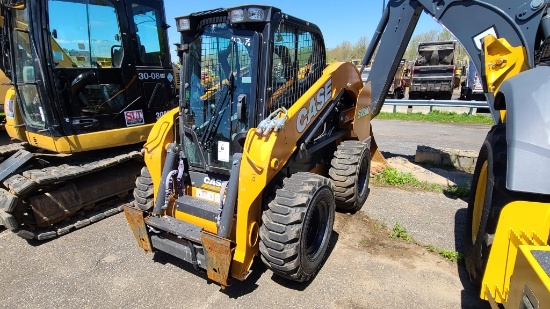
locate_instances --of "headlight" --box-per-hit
[247,8,264,21]
[176,17,190,32]
[229,9,244,23]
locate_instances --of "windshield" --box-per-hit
[183,23,255,170]
[49,0,122,68]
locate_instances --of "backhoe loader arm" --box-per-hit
[363,0,549,119]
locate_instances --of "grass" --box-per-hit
[425,245,463,262]
[377,110,493,125]
[438,249,464,262]
[443,183,471,198]
[389,222,412,242]
[385,222,464,262]
[372,167,470,198]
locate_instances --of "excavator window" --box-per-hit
[49,0,121,69]
[268,22,324,115]
[11,6,45,129]
[130,3,166,66]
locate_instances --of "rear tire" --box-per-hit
[464,125,513,285]
[133,167,154,211]
[329,140,371,212]
[259,172,335,282]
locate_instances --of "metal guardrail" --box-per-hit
[383,99,489,114]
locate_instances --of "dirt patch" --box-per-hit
[334,212,424,264]
[326,211,483,308]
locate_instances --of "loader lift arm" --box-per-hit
[361,0,548,121]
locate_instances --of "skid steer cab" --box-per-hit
[124,5,378,287]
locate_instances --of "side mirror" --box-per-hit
[1,0,25,9]
[52,29,57,39]
[237,93,246,121]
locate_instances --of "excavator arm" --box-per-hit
[361,0,549,121]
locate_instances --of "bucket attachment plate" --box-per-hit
[201,230,233,288]
[123,205,153,252]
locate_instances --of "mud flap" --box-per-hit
[201,230,233,288]
[123,205,153,252]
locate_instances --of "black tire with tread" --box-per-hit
[328,140,370,212]
[465,124,515,285]
[259,172,335,282]
[133,167,154,211]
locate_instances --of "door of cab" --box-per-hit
[48,0,173,135]
[124,0,175,124]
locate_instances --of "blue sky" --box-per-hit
[163,0,443,62]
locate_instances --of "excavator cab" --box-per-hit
[0,0,177,241]
[0,0,176,152]
[125,5,373,287]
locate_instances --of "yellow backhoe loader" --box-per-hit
[356,0,550,307]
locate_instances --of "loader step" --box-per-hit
[145,215,202,243]
[175,195,219,222]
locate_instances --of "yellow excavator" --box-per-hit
[124,5,384,287]
[0,0,177,240]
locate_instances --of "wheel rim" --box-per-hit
[472,161,488,244]
[356,151,369,199]
[305,198,329,260]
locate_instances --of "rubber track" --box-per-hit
[0,142,28,161]
[0,150,141,240]
[259,172,333,281]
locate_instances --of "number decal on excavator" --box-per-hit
[138,72,166,80]
[155,111,168,120]
[296,78,332,133]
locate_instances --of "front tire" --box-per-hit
[329,140,371,212]
[259,173,335,282]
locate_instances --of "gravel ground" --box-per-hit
[363,186,467,252]
[0,195,488,309]
[0,120,490,307]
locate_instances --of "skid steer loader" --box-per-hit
[124,5,385,286]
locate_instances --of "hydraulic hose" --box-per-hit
[153,143,179,215]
